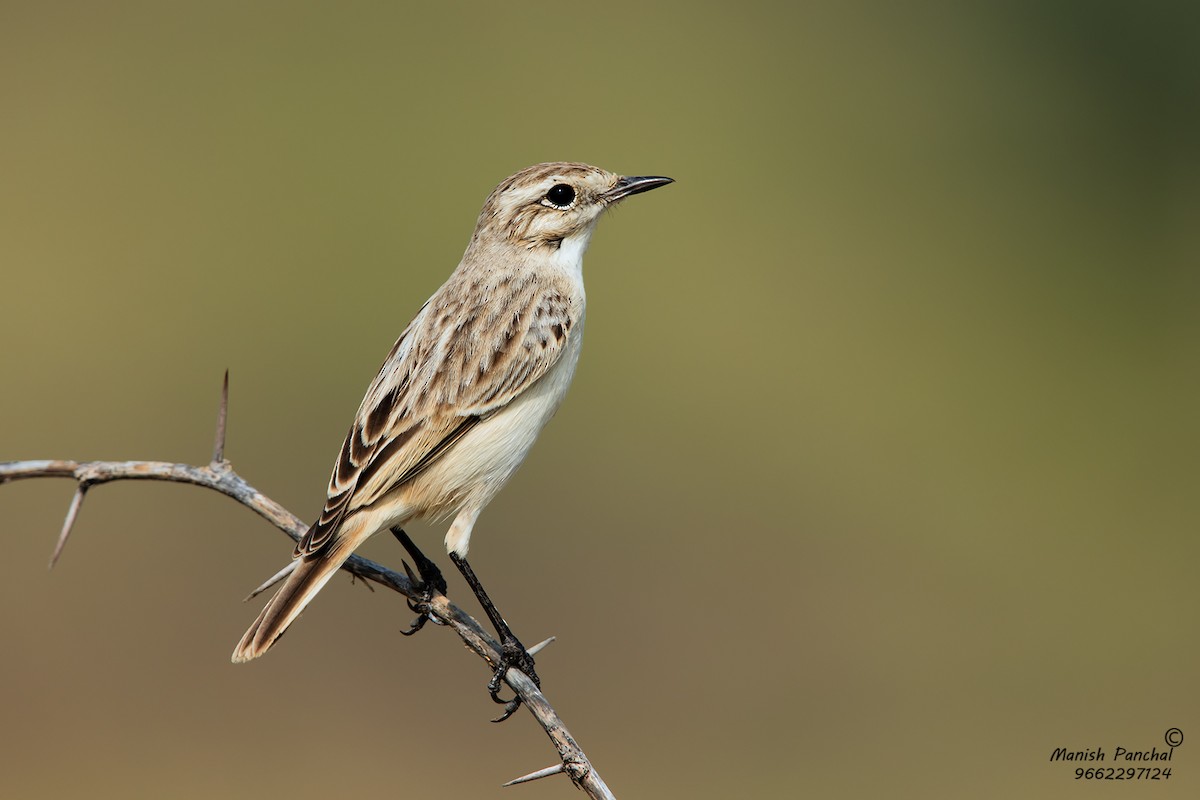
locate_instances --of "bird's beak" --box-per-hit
[603,175,675,203]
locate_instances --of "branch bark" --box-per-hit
[1,382,616,798]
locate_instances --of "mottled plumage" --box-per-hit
[233,162,671,663]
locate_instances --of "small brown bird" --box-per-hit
[232,162,672,713]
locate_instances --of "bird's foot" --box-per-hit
[445,550,542,722]
[391,528,447,635]
[488,634,540,722]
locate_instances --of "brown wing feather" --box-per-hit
[295,275,577,558]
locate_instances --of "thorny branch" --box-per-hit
[0,373,616,800]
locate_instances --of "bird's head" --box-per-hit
[470,162,673,256]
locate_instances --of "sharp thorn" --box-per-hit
[212,369,229,464]
[527,636,556,656]
[243,561,296,601]
[501,763,565,787]
[48,484,88,569]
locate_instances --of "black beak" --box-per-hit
[603,175,674,203]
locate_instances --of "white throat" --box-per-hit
[548,226,595,284]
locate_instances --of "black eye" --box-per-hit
[544,183,575,208]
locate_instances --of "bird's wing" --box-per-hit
[296,277,578,557]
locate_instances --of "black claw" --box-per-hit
[488,664,524,723]
[491,698,522,724]
[400,561,426,616]
[400,610,429,636]
[487,667,509,704]
[485,635,541,722]
[391,528,447,635]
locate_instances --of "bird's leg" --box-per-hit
[449,552,540,722]
[390,527,447,635]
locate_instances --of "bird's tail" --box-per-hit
[231,537,356,663]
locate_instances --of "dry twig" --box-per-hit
[1,374,615,799]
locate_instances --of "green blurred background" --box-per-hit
[3,1,1198,797]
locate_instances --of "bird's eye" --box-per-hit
[544,183,576,209]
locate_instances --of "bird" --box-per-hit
[232,162,672,712]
